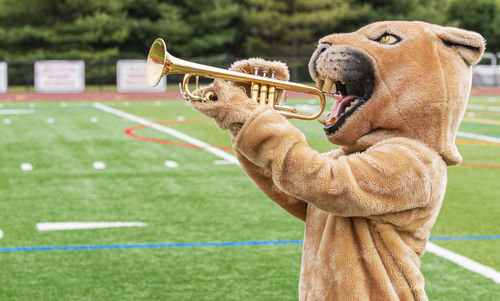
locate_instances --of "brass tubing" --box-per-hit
[147,38,326,120]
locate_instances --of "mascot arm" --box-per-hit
[192,78,308,222]
[191,59,444,219]
[233,107,446,218]
[235,150,308,222]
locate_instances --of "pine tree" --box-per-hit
[0,0,240,61]
[361,0,451,25]
[122,0,240,60]
[0,0,129,60]
[447,0,500,53]
[240,0,370,58]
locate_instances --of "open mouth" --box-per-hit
[316,78,374,135]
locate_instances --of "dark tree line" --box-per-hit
[0,0,497,62]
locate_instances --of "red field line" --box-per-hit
[471,87,500,96]
[125,119,499,169]
[124,118,234,152]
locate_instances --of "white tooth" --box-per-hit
[316,78,324,90]
[324,78,334,93]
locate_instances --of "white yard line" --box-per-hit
[92,102,239,165]
[457,131,500,144]
[94,101,500,283]
[36,222,147,231]
[426,242,500,284]
[467,104,500,112]
[0,109,34,115]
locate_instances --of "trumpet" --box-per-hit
[146,38,325,120]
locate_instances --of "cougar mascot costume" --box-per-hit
[192,21,485,301]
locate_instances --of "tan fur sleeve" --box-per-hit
[233,107,447,218]
[234,150,308,222]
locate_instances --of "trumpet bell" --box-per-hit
[147,38,170,87]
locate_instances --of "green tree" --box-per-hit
[122,0,240,60]
[447,0,499,53]
[119,0,192,59]
[0,0,240,61]
[361,0,451,25]
[240,0,370,58]
[0,0,129,60]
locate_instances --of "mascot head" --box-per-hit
[309,21,485,165]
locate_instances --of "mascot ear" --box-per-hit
[432,25,486,66]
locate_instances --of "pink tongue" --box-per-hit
[325,95,357,124]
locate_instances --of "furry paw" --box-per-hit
[191,83,217,101]
[190,58,289,135]
[190,79,258,134]
[228,58,290,98]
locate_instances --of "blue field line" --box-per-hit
[429,235,500,241]
[0,240,304,252]
[0,235,498,253]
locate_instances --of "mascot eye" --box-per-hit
[317,42,331,53]
[377,33,400,45]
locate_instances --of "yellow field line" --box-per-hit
[462,117,500,125]
[456,139,500,146]
[459,162,500,168]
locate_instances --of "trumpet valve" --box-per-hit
[250,82,260,103]
[266,71,278,106]
[259,83,268,105]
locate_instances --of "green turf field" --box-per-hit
[0,96,499,300]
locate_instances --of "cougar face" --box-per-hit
[309,44,375,135]
[308,23,404,140]
[308,21,484,158]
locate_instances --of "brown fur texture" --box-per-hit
[192,21,485,301]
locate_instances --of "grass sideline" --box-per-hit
[0,97,498,300]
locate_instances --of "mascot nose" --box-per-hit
[317,43,332,54]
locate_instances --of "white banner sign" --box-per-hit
[0,62,7,93]
[35,60,85,93]
[117,60,166,92]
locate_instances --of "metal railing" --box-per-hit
[472,52,500,86]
